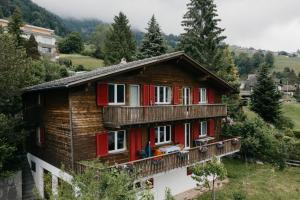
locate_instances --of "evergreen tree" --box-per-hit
[251,63,281,124]
[104,12,136,65]
[139,15,167,59]
[8,7,24,46]
[179,0,226,72]
[25,34,40,60]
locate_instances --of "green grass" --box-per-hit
[282,103,300,132]
[60,54,104,70]
[197,158,300,200]
[274,55,300,74]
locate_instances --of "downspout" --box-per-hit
[68,90,74,170]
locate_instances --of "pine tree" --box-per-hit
[104,12,136,65]
[179,0,226,72]
[25,34,40,60]
[251,63,282,124]
[139,15,167,59]
[8,7,24,46]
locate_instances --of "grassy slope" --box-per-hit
[282,103,300,132]
[274,55,300,74]
[60,54,104,70]
[198,158,300,200]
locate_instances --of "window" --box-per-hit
[108,84,125,105]
[155,125,171,145]
[183,87,191,105]
[108,130,126,153]
[155,86,171,104]
[200,121,207,137]
[200,88,207,103]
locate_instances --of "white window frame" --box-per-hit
[108,130,126,153]
[36,127,41,146]
[155,125,172,145]
[200,121,207,137]
[108,83,126,105]
[183,87,191,105]
[155,86,172,105]
[199,88,207,104]
[184,123,191,149]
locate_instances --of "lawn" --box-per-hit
[197,158,300,200]
[282,103,300,132]
[274,55,300,74]
[60,54,104,70]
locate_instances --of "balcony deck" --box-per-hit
[103,104,227,128]
[74,137,240,178]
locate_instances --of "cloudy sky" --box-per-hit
[32,0,300,52]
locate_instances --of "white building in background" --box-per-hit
[0,19,57,59]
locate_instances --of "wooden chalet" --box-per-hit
[23,51,241,199]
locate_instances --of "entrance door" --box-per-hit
[184,123,191,149]
[130,85,140,106]
[183,87,191,105]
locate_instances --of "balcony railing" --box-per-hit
[103,104,227,128]
[74,137,241,177]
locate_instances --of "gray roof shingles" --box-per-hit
[24,51,234,93]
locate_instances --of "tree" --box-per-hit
[234,52,252,75]
[164,188,175,200]
[90,24,110,52]
[251,51,265,69]
[46,163,137,200]
[8,7,24,46]
[25,34,40,60]
[179,0,226,72]
[58,32,84,54]
[139,15,167,59]
[104,12,136,65]
[250,63,281,124]
[192,156,227,200]
[265,51,274,67]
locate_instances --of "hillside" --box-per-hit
[274,55,300,74]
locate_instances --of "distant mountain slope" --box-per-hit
[0,0,68,35]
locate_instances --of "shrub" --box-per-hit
[233,191,246,200]
[58,58,72,68]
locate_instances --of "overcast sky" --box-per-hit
[32,0,300,52]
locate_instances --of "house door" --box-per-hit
[184,123,191,149]
[183,87,191,105]
[130,85,140,106]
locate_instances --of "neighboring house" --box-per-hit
[278,84,297,96]
[22,52,241,199]
[0,19,57,59]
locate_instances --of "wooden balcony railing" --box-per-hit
[103,104,227,128]
[74,137,241,177]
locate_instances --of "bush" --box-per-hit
[223,117,293,169]
[233,191,246,200]
[58,58,72,68]
[74,65,86,72]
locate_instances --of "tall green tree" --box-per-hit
[25,34,40,60]
[179,0,226,72]
[265,51,274,67]
[8,7,24,46]
[251,63,281,124]
[104,12,136,65]
[139,15,167,59]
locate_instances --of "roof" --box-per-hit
[0,19,54,34]
[24,51,235,93]
[281,85,297,91]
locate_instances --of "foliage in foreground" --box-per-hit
[223,117,294,169]
[192,156,227,200]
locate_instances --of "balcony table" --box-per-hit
[159,145,181,154]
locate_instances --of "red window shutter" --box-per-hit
[173,86,180,105]
[193,87,199,104]
[149,127,156,147]
[136,128,143,151]
[97,83,108,106]
[192,121,200,140]
[96,132,108,157]
[40,127,45,145]
[130,128,136,161]
[149,85,155,105]
[174,124,185,144]
[208,88,215,104]
[208,119,215,137]
[143,85,150,106]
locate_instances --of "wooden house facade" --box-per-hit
[23,52,240,199]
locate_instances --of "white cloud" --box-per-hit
[32,0,300,52]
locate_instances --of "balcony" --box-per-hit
[74,137,241,177]
[103,104,227,128]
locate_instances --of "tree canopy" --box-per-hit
[58,32,84,54]
[25,34,40,60]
